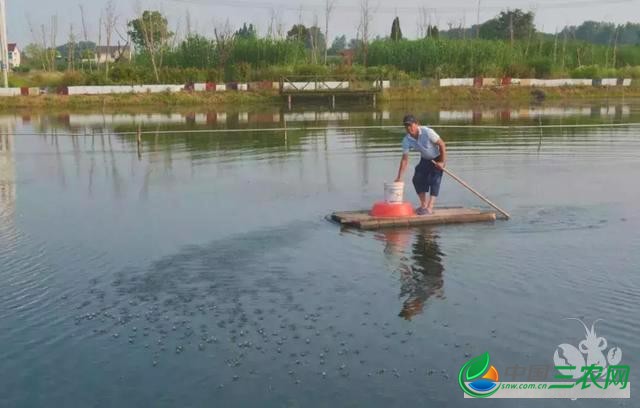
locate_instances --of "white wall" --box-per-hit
[0,88,21,96]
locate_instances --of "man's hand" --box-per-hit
[433,160,446,170]
[396,154,409,183]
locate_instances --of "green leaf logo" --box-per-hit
[466,352,491,381]
[458,352,500,398]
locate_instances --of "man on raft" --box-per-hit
[395,114,447,215]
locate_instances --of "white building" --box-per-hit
[94,45,132,64]
[8,43,20,68]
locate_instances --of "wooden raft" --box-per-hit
[331,207,497,230]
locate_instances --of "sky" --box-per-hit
[7,0,639,46]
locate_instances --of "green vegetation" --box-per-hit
[11,8,640,89]
[390,17,403,42]
[560,21,640,45]
[2,84,639,112]
[480,9,535,41]
[0,89,280,110]
[366,38,640,78]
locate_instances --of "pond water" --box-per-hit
[0,101,638,407]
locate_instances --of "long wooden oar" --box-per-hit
[432,161,511,220]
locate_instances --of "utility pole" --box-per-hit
[0,0,8,88]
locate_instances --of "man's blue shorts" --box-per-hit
[412,158,443,197]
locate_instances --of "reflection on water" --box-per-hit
[401,229,445,320]
[0,102,633,136]
[0,130,15,222]
[378,228,445,320]
[2,101,640,408]
[436,105,630,122]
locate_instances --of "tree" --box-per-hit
[560,21,640,45]
[66,24,76,71]
[287,24,308,43]
[479,9,535,41]
[328,35,346,55]
[267,8,285,39]
[78,4,93,71]
[324,0,335,64]
[57,41,95,61]
[390,17,403,41]
[128,10,172,50]
[358,0,373,66]
[214,20,236,79]
[307,24,326,62]
[286,24,325,52]
[427,25,439,39]
[177,35,215,69]
[102,1,118,80]
[235,23,257,40]
[127,10,174,82]
[348,38,362,50]
[41,16,59,71]
[23,43,46,70]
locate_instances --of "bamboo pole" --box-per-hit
[137,124,142,160]
[433,161,511,219]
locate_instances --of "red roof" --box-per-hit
[8,43,17,52]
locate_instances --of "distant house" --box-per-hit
[8,43,20,68]
[94,45,132,63]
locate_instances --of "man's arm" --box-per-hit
[395,153,409,182]
[434,139,447,170]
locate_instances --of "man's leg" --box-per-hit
[426,170,442,213]
[413,168,429,209]
[426,195,436,213]
[418,192,428,209]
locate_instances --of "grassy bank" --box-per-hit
[1,85,639,111]
[379,86,640,108]
[0,90,281,111]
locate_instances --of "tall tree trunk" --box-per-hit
[324,0,333,65]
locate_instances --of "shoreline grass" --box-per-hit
[379,86,640,107]
[0,86,639,112]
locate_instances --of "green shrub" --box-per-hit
[60,70,88,86]
[528,57,553,78]
[571,65,601,78]
[84,71,110,85]
[233,62,252,82]
[293,63,329,76]
[619,65,640,78]
[331,64,366,80]
[205,68,222,82]
[366,65,411,80]
[504,63,533,78]
[109,64,145,84]
[252,65,294,81]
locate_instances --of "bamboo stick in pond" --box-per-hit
[137,124,142,160]
[284,117,288,145]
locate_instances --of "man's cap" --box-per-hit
[403,114,418,126]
